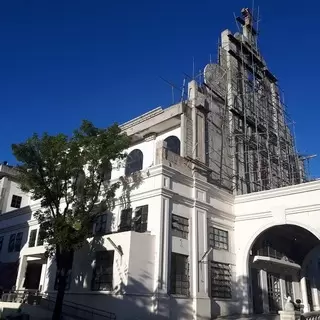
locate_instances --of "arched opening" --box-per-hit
[164,136,181,155]
[248,224,320,315]
[125,149,143,176]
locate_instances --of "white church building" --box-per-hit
[0,8,320,320]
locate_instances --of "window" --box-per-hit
[28,230,37,247]
[125,149,143,176]
[8,234,16,252]
[170,253,189,296]
[211,262,232,298]
[95,214,107,235]
[8,232,23,252]
[91,251,114,291]
[209,227,229,250]
[0,236,3,252]
[15,232,23,251]
[11,195,22,209]
[119,208,132,232]
[134,205,148,233]
[172,215,189,239]
[37,227,45,246]
[164,136,181,155]
[54,269,72,291]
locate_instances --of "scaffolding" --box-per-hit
[197,8,305,195]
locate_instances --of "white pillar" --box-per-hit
[300,277,310,313]
[260,269,269,313]
[280,276,287,310]
[15,255,28,290]
[191,208,211,320]
[311,279,320,311]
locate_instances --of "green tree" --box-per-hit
[12,120,130,320]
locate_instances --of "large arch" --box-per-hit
[243,223,320,315]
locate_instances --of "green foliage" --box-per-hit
[12,120,130,255]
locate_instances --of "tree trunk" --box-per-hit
[52,247,74,320]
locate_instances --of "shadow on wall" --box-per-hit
[45,234,193,320]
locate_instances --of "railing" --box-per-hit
[42,295,116,320]
[1,289,41,305]
[256,246,295,263]
[303,311,320,320]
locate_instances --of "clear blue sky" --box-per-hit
[1,1,319,177]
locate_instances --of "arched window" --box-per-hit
[125,149,143,176]
[164,136,181,155]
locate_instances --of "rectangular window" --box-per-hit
[211,261,232,298]
[134,205,148,233]
[94,214,107,235]
[0,236,3,252]
[37,227,45,246]
[172,215,189,239]
[11,195,22,209]
[54,269,72,291]
[28,230,37,247]
[15,232,23,251]
[119,209,132,232]
[209,227,229,250]
[91,251,114,291]
[8,234,16,252]
[170,253,189,296]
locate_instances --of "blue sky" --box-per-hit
[0,1,319,177]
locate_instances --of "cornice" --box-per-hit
[285,204,320,216]
[234,180,320,204]
[235,211,273,222]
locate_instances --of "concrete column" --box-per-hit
[192,208,211,320]
[300,277,310,313]
[311,278,320,311]
[260,269,269,313]
[153,196,170,317]
[15,255,28,290]
[280,276,286,310]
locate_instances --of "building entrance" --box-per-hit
[249,224,320,314]
[267,272,281,313]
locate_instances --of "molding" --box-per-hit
[0,221,30,234]
[234,180,320,204]
[235,211,272,222]
[207,219,234,231]
[285,204,320,216]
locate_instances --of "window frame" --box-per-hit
[28,229,37,247]
[15,232,23,251]
[125,149,143,176]
[211,261,232,299]
[94,214,107,235]
[209,227,229,251]
[10,195,22,209]
[91,250,114,291]
[172,214,189,239]
[37,227,45,246]
[8,234,16,252]
[170,253,189,296]
[134,205,148,233]
[119,208,132,232]
[164,136,181,155]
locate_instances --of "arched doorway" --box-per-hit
[248,224,320,314]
